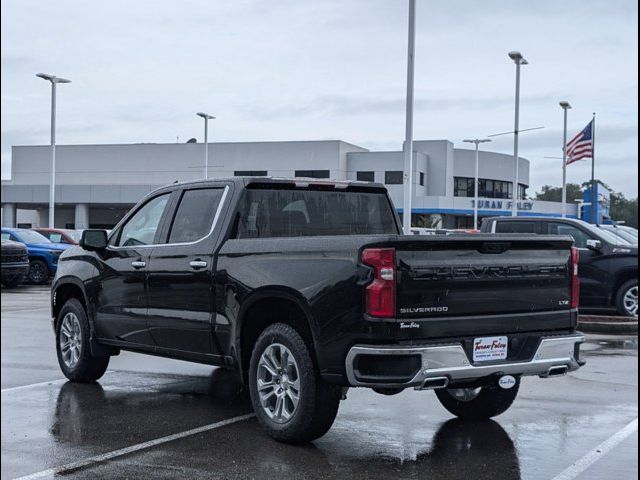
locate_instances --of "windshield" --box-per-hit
[579,221,632,245]
[601,226,638,244]
[66,230,83,242]
[621,227,638,238]
[13,230,51,244]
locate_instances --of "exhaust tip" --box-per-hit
[417,376,449,390]
[546,365,569,377]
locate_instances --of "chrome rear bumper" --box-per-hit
[345,334,585,389]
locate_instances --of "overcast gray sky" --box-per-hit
[1,0,637,196]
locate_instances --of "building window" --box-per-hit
[454,177,475,197]
[234,170,268,176]
[518,184,528,200]
[385,171,403,185]
[458,177,527,199]
[295,170,330,179]
[357,171,375,182]
[419,172,425,186]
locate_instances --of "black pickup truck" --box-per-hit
[481,216,638,317]
[51,178,585,443]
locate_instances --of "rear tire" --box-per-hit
[28,259,49,285]
[55,298,110,382]
[435,379,520,419]
[248,323,341,443]
[615,280,638,318]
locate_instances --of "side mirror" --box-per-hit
[586,239,602,251]
[80,229,108,251]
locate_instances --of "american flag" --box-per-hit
[565,120,593,165]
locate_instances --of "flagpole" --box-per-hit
[560,101,571,217]
[590,112,596,224]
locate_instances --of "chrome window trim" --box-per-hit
[107,185,230,251]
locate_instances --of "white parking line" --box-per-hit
[551,417,638,480]
[14,413,255,480]
[1,379,65,394]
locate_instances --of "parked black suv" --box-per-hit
[51,178,585,443]
[481,216,638,317]
[1,239,29,287]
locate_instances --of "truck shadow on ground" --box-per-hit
[49,369,521,479]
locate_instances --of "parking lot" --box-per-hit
[1,285,637,480]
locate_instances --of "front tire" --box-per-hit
[435,379,520,420]
[248,323,341,443]
[615,280,638,318]
[28,259,50,284]
[55,298,110,382]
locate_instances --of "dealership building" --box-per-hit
[1,139,577,229]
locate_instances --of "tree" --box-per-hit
[609,193,638,228]
[535,180,638,228]
[535,183,583,203]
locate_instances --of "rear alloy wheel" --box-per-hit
[28,259,49,284]
[435,379,520,420]
[616,280,638,318]
[256,343,301,423]
[248,323,341,443]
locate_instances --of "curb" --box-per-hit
[578,315,638,335]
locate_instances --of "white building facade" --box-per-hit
[1,139,576,229]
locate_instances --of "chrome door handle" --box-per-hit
[131,261,146,269]
[189,260,208,269]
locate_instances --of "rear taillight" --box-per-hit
[570,247,580,309]
[362,248,396,318]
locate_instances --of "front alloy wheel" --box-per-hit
[257,343,301,423]
[59,312,83,369]
[623,285,638,318]
[55,297,109,382]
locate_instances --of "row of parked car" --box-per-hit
[1,228,83,287]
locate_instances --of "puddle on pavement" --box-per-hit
[596,339,638,350]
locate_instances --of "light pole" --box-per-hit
[559,101,572,217]
[196,112,215,179]
[402,0,417,234]
[36,73,71,228]
[508,51,527,217]
[463,139,491,230]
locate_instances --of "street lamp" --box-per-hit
[463,139,491,230]
[402,0,417,234]
[559,101,572,218]
[36,73,71,228]
[508,51,528,217]
[196,112,215,179]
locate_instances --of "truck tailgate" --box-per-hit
[367,234,575,321]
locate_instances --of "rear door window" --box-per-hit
[234,188,398,238]
[495,221,538,233]
[167,188,225,244]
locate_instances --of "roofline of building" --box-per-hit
[11,139,370,150]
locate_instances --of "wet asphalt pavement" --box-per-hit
[1,286,638,479]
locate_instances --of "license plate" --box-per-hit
[473,336,508,362]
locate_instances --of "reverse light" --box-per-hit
[362,248,396,318]
[570,247,580,309]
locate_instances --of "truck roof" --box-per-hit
[482,216,584,224]
[151,176,388,194]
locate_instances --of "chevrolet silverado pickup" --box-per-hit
[51,177,585,443]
